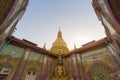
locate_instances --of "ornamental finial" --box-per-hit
[58,27,62,38]
[43,43,46,49]
[74,44,77,50]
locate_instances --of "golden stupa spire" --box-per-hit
[50,28,69,54]
[58,27,62,38]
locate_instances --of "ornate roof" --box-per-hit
[10,36,57,57]
[50,29,69,54]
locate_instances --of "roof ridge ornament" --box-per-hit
[43,43,46,50]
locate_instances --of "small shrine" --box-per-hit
[48,55,72,80]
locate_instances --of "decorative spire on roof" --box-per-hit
[50,28,69,54]
[74,44,77,50]
[58,27,62,38]
[43,43,46,50]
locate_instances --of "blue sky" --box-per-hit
[13,0,106,50]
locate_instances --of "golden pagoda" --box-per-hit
[50,29,69,54]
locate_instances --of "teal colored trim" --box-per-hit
[3,9,25,36]
[0,39,11,54]
[0,9,25,54]
[6,9,25,27]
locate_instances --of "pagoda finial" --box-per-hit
[50,28,69,54]
[43,43,46,50]
[58,27,62,38]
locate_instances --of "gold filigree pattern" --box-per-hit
[90,65,116,80]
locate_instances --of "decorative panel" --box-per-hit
[42,55,48,74]
[87,61,119,80]
[81,46,120,79]
[22,51,43,80]
[0,44,25,80]
[0,44,25,66]
[2,44,24,57]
